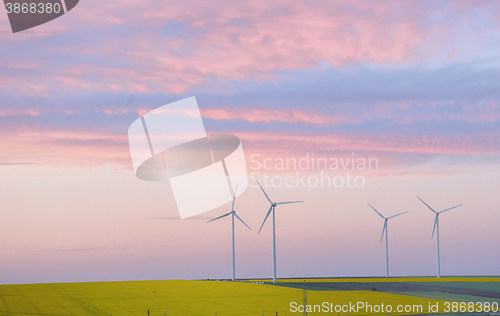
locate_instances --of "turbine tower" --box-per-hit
[368,204,408,277]
[207,186,252,281]
[255,179,303,283]
[417,196,462,278]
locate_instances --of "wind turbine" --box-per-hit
[368,204,408,277]
[417,196,463,278]
[255,178,303,283]
[207,186,252,281]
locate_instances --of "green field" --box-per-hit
[0,277,498,316]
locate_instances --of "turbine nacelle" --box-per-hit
[416,196,462,239]
[255,178,303,234]
[367,203,408,243]
[206,185,252,229]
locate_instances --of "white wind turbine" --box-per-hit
[368,204,408,277]
[417,196,462,278]
[207,186,252,281]
[255,179,303,283]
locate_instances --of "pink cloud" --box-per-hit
[1,125,497,172]
[238,132,500,156]
[0,129,130,168]
[102,108,130,115]
[0,110,42,117]
[0,0,473,95]
[1,100,499,127]
[203,104,500,125]
[200,108,357,125]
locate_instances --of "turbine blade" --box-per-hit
[231,185,238,211]
[439,204,463,214]
[431,215,438,240]
[206,212,231,223]
[276,201,303,205]
[368,203,385,219]
[417,196,437,214]
[258,206,273,234]
[255,178,272,204]
[380,221,387,243]
[234,213,252,231]
[388,211,409,219]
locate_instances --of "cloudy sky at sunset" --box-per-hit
[1,1,499,284]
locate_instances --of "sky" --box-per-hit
[0,0,499,284]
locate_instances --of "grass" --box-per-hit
[394,291,500,304]
[409,282,500,293]
[0,278,498,316]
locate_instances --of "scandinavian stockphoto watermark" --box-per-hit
[128,97,377,218]
[290,301,424,314]
[249,153,379,191]
[128,97,248,219]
